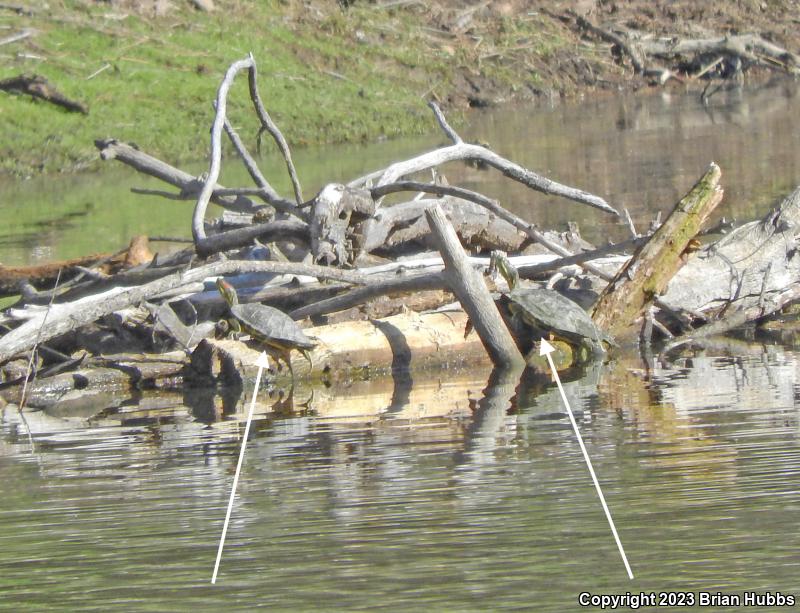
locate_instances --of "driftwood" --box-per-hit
[360,195,527,255]
[310,184,374,265]
[0,260,374,364]
[5,54,800,397]
[593,164,723,341]
[0,74,88,114]
[190,310,490,386]
[96,139,262,214]
[426,204,524,369]
[661,185,800,341]
[350,102,617,217]
[573,15,799,86]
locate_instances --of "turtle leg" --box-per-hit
[299,348,313,370]
[281,349,296,384]
[581,340,605,362]
[228,317,243,340]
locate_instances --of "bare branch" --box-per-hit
[223,117,308,222]
[248,57,304,204]
[351,142,617,215]
[192,56,255,247]
[427,100,462,144]
[96,139,258,213]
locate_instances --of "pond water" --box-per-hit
[1,81,798,264]
[2,82,800,610]
[2,348,799,610]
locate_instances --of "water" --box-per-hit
[1,350,799,610]
[2,84,800,609]
[1,82,799,264]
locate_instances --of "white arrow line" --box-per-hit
[211,351,271,584]
[539,339,634,580]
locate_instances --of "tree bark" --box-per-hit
[592,163,724,341]
[425,204,524,369]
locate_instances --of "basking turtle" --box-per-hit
[492,253,614,359]
[216,278,315,377]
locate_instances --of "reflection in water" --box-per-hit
[1,349,799,610]
[2,83,799,264]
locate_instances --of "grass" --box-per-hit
[0,1,572,177]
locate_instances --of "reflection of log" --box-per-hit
[304,370,489,421]
[593,164,723,341]
[3,354,186,408]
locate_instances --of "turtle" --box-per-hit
[216,278,315,378]
[492,252,614,359]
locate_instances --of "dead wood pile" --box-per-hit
[1,54,799,408]
[558,10,799,97]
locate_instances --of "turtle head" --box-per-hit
[491,251,520,291]
[216,278,239,307]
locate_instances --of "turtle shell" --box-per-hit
[230,303,315,351]
[508,287,606,345]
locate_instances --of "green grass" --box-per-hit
[0,1,571,177]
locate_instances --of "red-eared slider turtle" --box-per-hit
[492,253,614,359]
[217,278,315,377]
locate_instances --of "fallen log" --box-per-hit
[660,185,800,342]
[360,195,528,256]
[426,204,524,369]
[0,260,374,364]
[592,163,723,342]
[188,310,491,386]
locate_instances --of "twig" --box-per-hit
[0,28,32,47]
[86,63,111,80]
[130,187,186,200]
[18,268,62,423]
[623,208,639,238]
[248,57,304,205]
[222,116,307,221]
[427,100,462,144]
